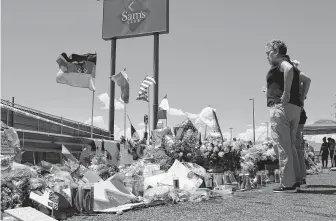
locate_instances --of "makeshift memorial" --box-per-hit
[0,112,304,220]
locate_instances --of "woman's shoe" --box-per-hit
[273,184,298,193]
[300,179,307,188]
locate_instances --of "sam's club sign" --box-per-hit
[103,0,169,40]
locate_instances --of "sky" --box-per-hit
[1,0,336,143]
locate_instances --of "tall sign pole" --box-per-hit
[153,33,159,130]
[109,39,117,139]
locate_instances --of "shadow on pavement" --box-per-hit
[297,189,336,195]
[306,185,336,188]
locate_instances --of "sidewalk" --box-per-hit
[67,169,336,221]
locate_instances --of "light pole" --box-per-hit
[331,94,336,119]
[265,122,269,139]
[229,128,233,141]
[249,98,256,145]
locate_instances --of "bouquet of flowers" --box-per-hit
[240,140,277,176]
[163,129,201,163]
[1,177,32,211]
[89,153,119,180]
[198,138,243,172]
[1,165,42,211]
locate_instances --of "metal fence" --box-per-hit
[1,98,112,139]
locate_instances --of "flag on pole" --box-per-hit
[110,69,130,103]
[130,124,140,141]
[158,95,169,119]
[136,75,156,102]
[56,52,97,91]
[127,115,140,141]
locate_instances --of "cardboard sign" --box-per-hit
[48,192,59,210]
[29,191,53,210]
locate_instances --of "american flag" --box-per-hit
[136,75,156,102]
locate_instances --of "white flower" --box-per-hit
[232,142,240,151]
[223,141,232,148]
[200,145,207,152]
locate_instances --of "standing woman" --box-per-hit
[265,39,302,193]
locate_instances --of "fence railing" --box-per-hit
[1,99,110,133]
[1,98,112,139]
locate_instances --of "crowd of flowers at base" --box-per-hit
[126,119,279,175]
[1,118,319,220]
